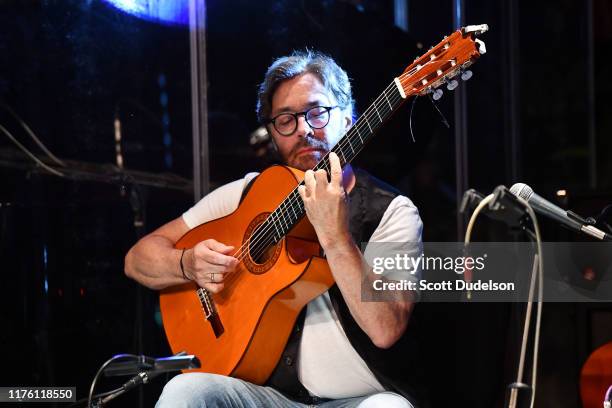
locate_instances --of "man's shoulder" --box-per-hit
[182,172,260,228]
[203,171,260,200]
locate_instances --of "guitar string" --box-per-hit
[214,56,460,290]
[222,66,456,292]
[220,58,455,289]
[228,65,428,262]
[219,82,406,288]
[237,83,399,256]
[191,36,470,308]
[230,60,443,264]
[234,54,464,266]
[209,88,401,291]
[217,35,463,273]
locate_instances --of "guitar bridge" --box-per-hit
[197,288,224,338]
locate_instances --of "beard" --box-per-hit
[285,135,331,171]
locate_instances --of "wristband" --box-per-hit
[180,248,189,280]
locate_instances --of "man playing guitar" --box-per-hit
[125,50,423,407]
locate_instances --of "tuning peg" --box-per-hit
[432,88,443,101]
[461,70,473,81]
[446,79,459,91]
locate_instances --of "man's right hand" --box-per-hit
[183,239,239,293]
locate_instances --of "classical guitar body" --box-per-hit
[159,165,335,384]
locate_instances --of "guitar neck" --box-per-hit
[315,79,405,172]
[262,79,406,244]
[255,25,488,246]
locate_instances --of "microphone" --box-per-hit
[153,354,201,373]
[104,352,200,377]
[509,183,612,241]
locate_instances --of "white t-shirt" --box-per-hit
[182,172,423,399]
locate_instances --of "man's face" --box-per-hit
[268,73,351,171]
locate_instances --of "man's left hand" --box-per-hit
[298,152,351,250]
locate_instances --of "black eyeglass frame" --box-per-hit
[264,105,339,136]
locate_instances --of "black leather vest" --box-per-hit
[263,168,425,407]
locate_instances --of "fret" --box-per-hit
[278,203,289,232]
[279,202,290,227]
[284,199,294,223]
[291,194,300,220]
[288,196,298,219]
[369,111,380,130]
[271,210,280,236]
[374,102,383,122]
[264,82,404,244]
[354,127,364,144]
[293,196,303,217]
[269,216,281,242]
[364,116,373,133]
[383,89,393,110]
[345,133,356,154]
[275,209,287,236]
[318,158,330,173]
[336,145,347,165]
[382,96,393,116]
[376,98,387,118]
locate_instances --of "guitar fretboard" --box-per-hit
[251,80,405,252]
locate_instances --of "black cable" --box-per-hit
[408,95,419,143]
[595,204,612,233]
[427,93,450,128]
[0,123,64,177]
[0,102,66,166]
[68,387,122,407]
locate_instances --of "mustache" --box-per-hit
[289,136,329,156]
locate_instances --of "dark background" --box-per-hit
[1,0,612,407]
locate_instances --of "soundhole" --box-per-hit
[243,213,283,274]
[250,239,278,264]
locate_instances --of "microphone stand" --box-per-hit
[487,187,543,408]
[127,183,148,408]
[506,252,538,408]
[462,186,543,408]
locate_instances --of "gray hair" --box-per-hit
[256,50,354,124]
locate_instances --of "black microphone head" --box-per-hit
[510,183,534,201]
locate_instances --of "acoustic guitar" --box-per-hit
[160,24,489,384]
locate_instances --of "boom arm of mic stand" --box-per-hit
[100,372,152,406]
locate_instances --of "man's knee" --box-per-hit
[156,373,240,408]
[357,392,414,408]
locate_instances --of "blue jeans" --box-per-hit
[156,373,414,408]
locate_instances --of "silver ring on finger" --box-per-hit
[210,272,215,283]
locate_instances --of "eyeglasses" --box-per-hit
[265,106,338,136]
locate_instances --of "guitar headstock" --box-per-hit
[396,24,488,100]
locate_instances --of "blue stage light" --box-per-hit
[102,0,189,26]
